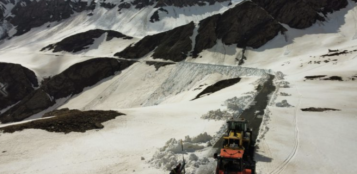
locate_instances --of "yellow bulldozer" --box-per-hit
[214,118,256,174]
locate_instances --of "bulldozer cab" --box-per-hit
[227,118,248,132]
[223,118,253,151]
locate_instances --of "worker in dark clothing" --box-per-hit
[170,163,181,174]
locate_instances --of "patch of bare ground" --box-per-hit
[305,75,326,80]
[322,76,343,81]
[301,107,340,112]
[305,75,343,81]
[319,49,357,58]
[0,109,124,133]
[145,61,175,71]
[192,77,241,100]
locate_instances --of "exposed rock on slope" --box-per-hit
[0,0,5,20]
[155,0,229,7]
[8,0,88,36]
[149,8,169,23]
[118,0,351,60]
[251,0,348,29]
[118,1,286,60]
[0,58,135,123]
[0,109,124,133]
[192,77,241,100]
[193,1,286,57]
[192,14,220,57]
[216,2,286,47]
[145,61,175,71]
[115,22,194,62]
[41,29,132,53]
[117,0,229,11]
[100,2,116,9]
[0,62,38,111]
[301,107,340,112]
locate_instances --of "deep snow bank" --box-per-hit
[143,62,271,106]
[149,132,213,174]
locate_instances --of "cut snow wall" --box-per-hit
[143,62,272,106]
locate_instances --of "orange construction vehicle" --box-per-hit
[213,118,256,174]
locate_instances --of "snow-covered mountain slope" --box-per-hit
[0,0,241,40]
[0,0,244,78]
[0,0,357,174]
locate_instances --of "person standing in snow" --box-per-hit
[170,163,181,174]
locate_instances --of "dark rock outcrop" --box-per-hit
[117,0,229,12]
[115,0,352,59]
[0,58,135,123]
[100,2,116,9]
[145,61,175,71]
[1,109,124,133]
[155,0,229,7]
[192,77,241,100]
[0,1,5,20]
[118,1,286,60]
[118,0,154,11]
[8,0,88,36]
[251,0,348,29]
[301,107,340,112]
[115,22,194,62]
[305,75,343,81]
[305,75,327,80]
[42,58,134,99]
[118,2,131,12]
[41,29,132,53]
[323,76,343,81]
[216,2,286,47]
[192,14,220,57]
[0,62,38,112]
[150,8,169,23]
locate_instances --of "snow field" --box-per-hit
[0,60,264,174]
[251,1,357,173]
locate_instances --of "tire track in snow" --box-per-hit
[270,86,301,174]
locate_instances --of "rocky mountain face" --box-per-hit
[251,0,349,29]
[117,0,353,60]
[115,22,194,62]
[6,0,89,36]
[117,1,286,60]
[0,0,5,19]
[117,0,229,11]
[0,58,135,123]
[41,29,132,53]
[193,1,286,57]
[155,0,229,7]
[0,0,231,39]
[0,62,38,111]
